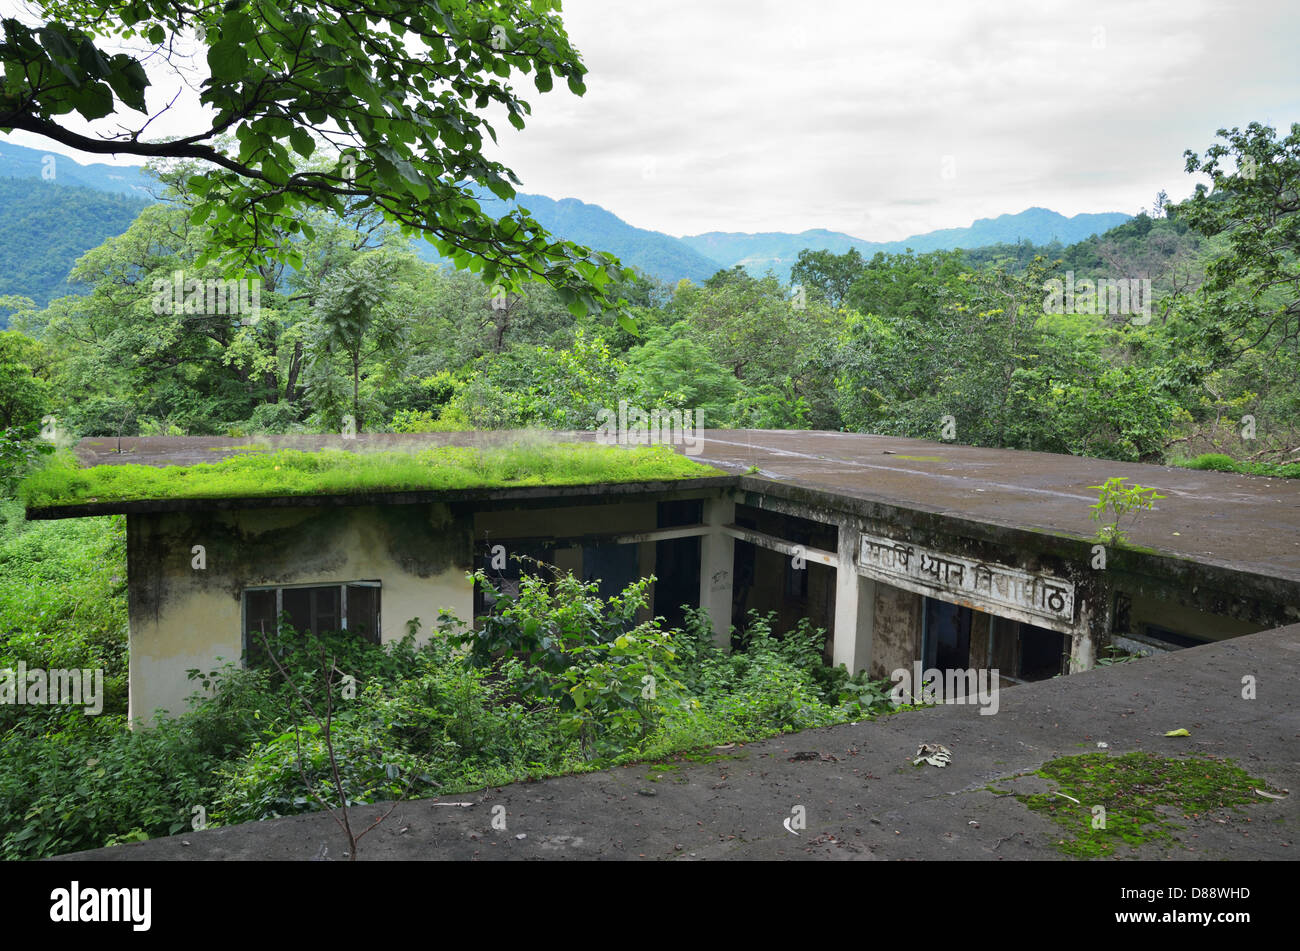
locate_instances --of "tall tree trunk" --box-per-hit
[284,341,303,403]
[352,352,361,432]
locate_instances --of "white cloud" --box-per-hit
[483,0,1300,238]
[5,0,1298,241]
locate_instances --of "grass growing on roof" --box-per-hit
[21,443,721,507]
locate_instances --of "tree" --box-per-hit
[306,253,408,431]
[0,330,49,429]
[1182,122,1300,363]
[790,247,865,308]
[1,0,631,314]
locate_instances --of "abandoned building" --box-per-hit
[25,430,1300,722]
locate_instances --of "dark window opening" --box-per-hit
[474,542,554,618]
[582,540,640,602]
[784,555,809,599]
[924,598,972,672]
[658,499,703,529]
[734,503,836,552]
[242,582,381,665]
[1017,623,1068,680]
[1142,624,1207,650]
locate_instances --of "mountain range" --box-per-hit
[0,139,1131,308]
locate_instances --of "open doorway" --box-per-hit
[1017,622,1069,680]
[923,597,973,671]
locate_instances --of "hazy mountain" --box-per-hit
[0,139,1133,305]
[681,207,1132,278]
[0,178,152,322]
[417,189,726,285]
[0,141,156,197]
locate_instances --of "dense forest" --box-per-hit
[0,178,151,316]
[2,122,1298,480]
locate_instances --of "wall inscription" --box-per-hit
[858,532,1075,624]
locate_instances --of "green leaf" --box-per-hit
[289,127,316,158]
[207,41,248,82]
[37,26,77,62]
[67,82,115,121]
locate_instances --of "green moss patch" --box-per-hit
[1011,751,1282,858]
[22,443,722,508]
[1172,453,1300,479]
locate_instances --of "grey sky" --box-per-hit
[7,0,1299,241]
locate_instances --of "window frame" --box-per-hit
[241,580,383,663]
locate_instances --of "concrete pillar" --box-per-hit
[1069,570,1113,673]
[698,495,735,647]
[832,520,875,674]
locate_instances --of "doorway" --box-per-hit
[923,597,973,671]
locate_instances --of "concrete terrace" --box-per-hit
[683,429,1300,586]
[59,622,1300,861]
[53,429,1300,587]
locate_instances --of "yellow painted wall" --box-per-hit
[127,497,675,723]
[127,503,474,723]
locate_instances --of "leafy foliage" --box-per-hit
[1087,477,1166,545]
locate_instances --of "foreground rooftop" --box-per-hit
[59,622,1300,861]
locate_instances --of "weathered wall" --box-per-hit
[128,498,679,722]
[127,503,474,722]
[870,582,920,679]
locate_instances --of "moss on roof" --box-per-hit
[21,443,722,508]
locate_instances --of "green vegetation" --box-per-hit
[1087,477,1166,546]
[1,1,633,318]
[1173,452,1300,479]
[1011,751,1280,858]
[0,179,152,321]
[0,505,895,859]
[1,122,1297,479]
[20,443,721,508]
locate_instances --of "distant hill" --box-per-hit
[416,189,726,285]
[0,178,152,322]
[0,138,1135,306]
[0,142,155,197]
[681,207,1132,278]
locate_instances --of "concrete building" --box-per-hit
[26,430,1300,722]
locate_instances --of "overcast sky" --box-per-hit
[6,0,1299,240]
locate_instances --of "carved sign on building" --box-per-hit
[858,532,1075,625]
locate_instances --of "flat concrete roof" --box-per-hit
[683,430,1300,586]
[22,433,735,519]
[57,621,1300,861]
[28,430,1300,588]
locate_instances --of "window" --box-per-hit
[1141,624,1206,650]
[242,582,382,662]
[474,543,553,618]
